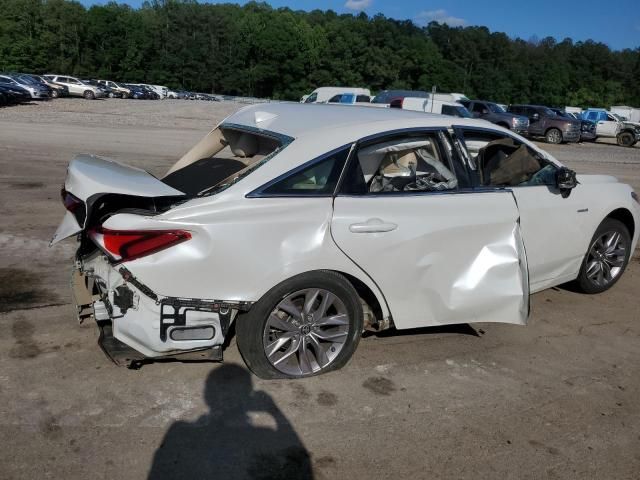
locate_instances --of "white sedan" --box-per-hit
[52,104,639,378]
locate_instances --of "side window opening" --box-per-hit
[340,132,460,195]
[459,129,556,187]
[258,147,351,196]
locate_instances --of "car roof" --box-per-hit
[510,104,549,109]
[224,103,488,139]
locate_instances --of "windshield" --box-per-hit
[17,75,39,85]
[487,103,505,113]
[541,107,557,117]
[612,113,626,122]
[442,105,472,118]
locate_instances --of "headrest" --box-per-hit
[230,133,258,158]
[380,150,417,176]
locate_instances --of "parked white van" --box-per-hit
[392,96,472,118]
[301,87,371,104]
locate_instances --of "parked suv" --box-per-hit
[460,100,529,135]
[508,105,581,144]
[582,109,640,147]
[43,75,104,99]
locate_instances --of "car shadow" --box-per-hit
[364,322,481,339]
[147,364,313,480]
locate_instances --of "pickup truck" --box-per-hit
[582,109,640,147]
[508,104,581,144]
[549,108,597,142]
[460,100,529,135]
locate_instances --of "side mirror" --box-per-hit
[531,113,540,121]
[556,168,578,196]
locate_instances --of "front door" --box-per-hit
[456,127,588,292]
[331,129,529,330]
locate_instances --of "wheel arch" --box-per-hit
[270,268,390,326]
[329,270,386,325]
[606,207,635,239]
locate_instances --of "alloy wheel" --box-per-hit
[547,129,562,144]
[263,288,350,376]
[585,230,626,287]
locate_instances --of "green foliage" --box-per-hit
[0,0,638,107]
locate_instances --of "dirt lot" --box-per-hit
[1,99,639,480]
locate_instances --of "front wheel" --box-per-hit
[545,128,563,144]
[236,271,363,379]
[575,218,631,293]
[83,90,95,100]
[617,131,636,147]
[50,89,60,98]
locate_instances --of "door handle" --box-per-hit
[349,218,397,233]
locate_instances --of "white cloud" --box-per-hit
[415,9,467,27]
[345,0,373,11]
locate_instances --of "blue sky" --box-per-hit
[83,0,640,50]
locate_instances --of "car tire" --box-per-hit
[83,90,95,100]
[545,128,563,144]
[121,92,128,99]
[575,218,631,294]
[617,131,636,147]
[236,270,364,379]
[50,89,59,98]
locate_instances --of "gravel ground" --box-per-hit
[0,97,242,129]
[1,99,639,480]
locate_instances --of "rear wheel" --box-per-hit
[576,218,631,293]
[50,89,60,98]
[545,128,563,144]
[83,90,95,100]
[236,271,363,379]
[617,131,636,147]
[121,92,129,99]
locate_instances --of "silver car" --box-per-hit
[43,75,104,100]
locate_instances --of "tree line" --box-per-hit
[1,0,638,107]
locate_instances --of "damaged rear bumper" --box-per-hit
[72,253,252,367]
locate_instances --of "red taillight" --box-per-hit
[88,227,191,263]
[61,189,82,213]
[389,97,404,109]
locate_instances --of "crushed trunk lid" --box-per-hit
[50,154,185,245]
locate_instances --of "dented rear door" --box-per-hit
[331,190,529,329]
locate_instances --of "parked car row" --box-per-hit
[0,72,222,106]
[301,86,639,147]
